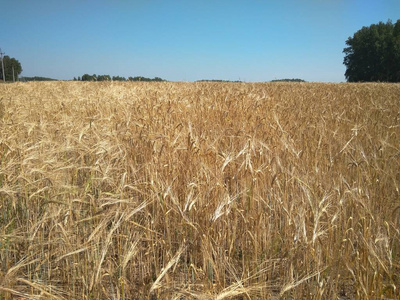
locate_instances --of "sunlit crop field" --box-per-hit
[0,81,399,299]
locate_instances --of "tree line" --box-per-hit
[196,79,243,82]
[20,76,57,82]
[74,74,166,82]
[270,78,306,82]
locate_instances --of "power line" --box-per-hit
[0,48,5,82]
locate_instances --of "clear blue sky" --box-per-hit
[1,0,399,82]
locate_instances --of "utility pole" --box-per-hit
[0,48,5,82]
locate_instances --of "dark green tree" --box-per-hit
[81,74,97,81]
[97,75,111,81]
[0,55,23,81]
[113,76,124,81]
[393,21,400,81]
[127,76,166,82]
[343,19,400,82]
[20,76,57,81]
[81,74,90,81]
[112,76,126,81]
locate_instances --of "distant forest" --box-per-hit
[17,75,306,83]
[196,79,243,83]
[197,78,306,83]
[270,78,306,82]
[18,75,167,82]
[20,76,58,81]
[75,74,166,82]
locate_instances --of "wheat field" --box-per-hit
[0,81,399,299]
